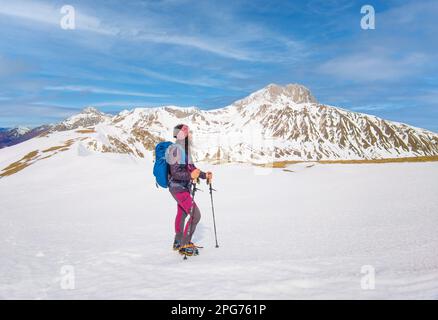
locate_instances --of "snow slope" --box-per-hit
[1,142,438,299]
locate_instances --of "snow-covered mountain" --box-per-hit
[0,125,51,149]
[50,84,438,161]
[51,107,112,131]
[13,126,31,136]
[1,84,438,177]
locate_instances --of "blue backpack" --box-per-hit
[153,141,173,188]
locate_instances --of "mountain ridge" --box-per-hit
[1,84,438,175]
[0,125,51,149]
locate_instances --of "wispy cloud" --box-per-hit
[0,55,31,77]
[316,0,438,83]
[134,33,256,62]
[0,0,293,62]
[350,104,404,112]
[44,85,169,98]
[87,101,162,108]
[305,0,356,15]
[318,51,429,82]
[137,67,228,89]
[0,100,78,127]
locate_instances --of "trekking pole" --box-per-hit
[207,179,219,248]
[183,178,200,260]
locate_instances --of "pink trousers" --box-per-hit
[170,191,201,245]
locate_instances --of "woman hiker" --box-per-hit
[166,124,212,256]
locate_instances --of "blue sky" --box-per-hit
[0,0,437,132]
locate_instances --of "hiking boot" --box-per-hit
[173,239,181,251]
[188,242,201,255]
[179,244,197,256]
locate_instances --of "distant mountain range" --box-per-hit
[0,126,51,149]
[1,84,438,171]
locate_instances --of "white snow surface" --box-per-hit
[0,144,438,299]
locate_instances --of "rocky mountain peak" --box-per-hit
[51,107,111,132]
[263,83,317,104]
[81,106,104,115]
[11,126,31,136]
[233,83,318,111]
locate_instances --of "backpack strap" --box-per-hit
[170,143,187,165]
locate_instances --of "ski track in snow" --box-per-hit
[1,149,438,299]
